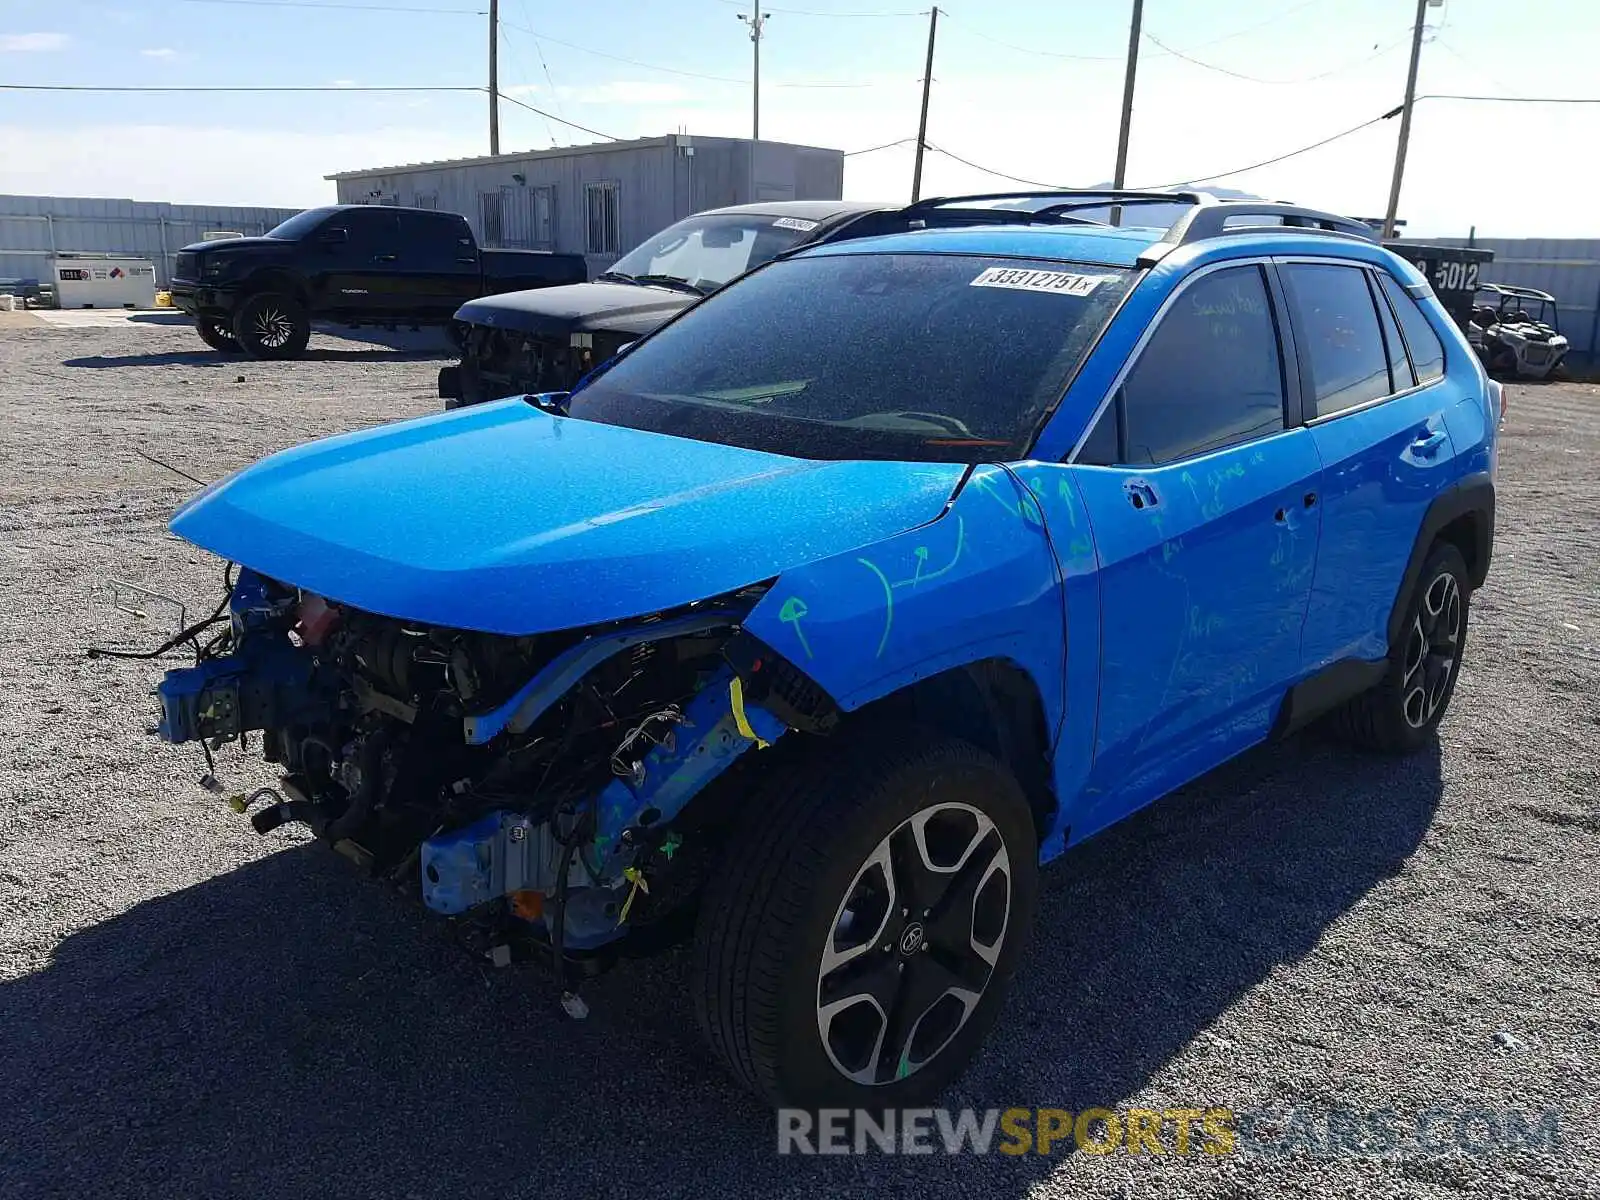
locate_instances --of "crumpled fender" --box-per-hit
[742,463,1105,857]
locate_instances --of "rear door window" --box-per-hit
[399,210,465,268]
[341,207,401,256]
[1378,272,1447,383]
[1370,270,1414,391]
[1113,264,1286,464]
[1282,263,1393,418]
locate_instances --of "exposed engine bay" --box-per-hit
[144,567,835,987]
[450,325,634,408]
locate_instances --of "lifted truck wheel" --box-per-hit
[233,292,311,360]
[690,727,1037,1107]
[194,317,242,353]
[1330,541,1471,753]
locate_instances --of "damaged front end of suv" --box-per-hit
[152,556,840,986]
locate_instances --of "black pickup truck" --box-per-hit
[170,205,587,359]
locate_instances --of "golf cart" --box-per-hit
[1472,283,1570,380]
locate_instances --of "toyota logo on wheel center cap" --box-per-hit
[899,923,926,956]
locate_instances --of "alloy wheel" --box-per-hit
[816,801,1012,1086]
[1402,569,1462,728]
[250,305,296,350]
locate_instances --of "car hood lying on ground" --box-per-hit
[170,400,967,636]
[453,282,694,339]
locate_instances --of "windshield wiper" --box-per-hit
[595,270,640,285]
[630,274,707,296]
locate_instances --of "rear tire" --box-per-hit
[233,292,311,360]
[195,317,241,353]
[1330,542,1470,753]
[690,726,1037,1108]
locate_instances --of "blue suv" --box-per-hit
[142,191,1498,1109]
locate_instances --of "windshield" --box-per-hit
[602,212,823,294]
[265,207,340,240]
[568,252,1136,463]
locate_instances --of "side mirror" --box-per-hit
[319,227,350,247]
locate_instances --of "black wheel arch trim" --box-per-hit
[1386,470,1494,651]
[1272,657,1388,738]
[240,270,312,309]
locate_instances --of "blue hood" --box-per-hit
[170,400,966,635]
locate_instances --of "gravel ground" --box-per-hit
[1,317,1596,1199]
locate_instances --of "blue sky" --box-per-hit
[2,0,1598,235]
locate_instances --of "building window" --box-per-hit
[531,185,555,251]
[479,190,505,247]
[412,191,439,211]
[585,181,620,255]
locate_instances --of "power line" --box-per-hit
[164,0,485,12]
[924,109,1398,193]
[515,0,569,145]
[1141,111,1397,188]
[1143,29,1412,86]
[501,20,881,87]
[500,21,743,83]
[708,0,924,16]
[844,136,917,156]
[1178,0,1321,50]
[924,143,1069,188]
[1417,92,1600,104]
[939,12,1119,61]
[495,89,620,140]
[497,1,557,146]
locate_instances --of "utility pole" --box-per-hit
[1382,0,1435,240]
[910,6,939,202]
[738,11,770,141]
[488,0,500,155]
[1109,0,1144,226]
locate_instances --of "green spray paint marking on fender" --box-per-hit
[777,596,813,659]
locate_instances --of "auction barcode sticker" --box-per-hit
[970,267,1113,296]
[771,217,820,232]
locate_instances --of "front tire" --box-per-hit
[1331,542,1470,752]
[233,292,311,360]
[691,728,1037,1108]
[195,317,241,353]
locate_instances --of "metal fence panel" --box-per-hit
[0,194,301,287]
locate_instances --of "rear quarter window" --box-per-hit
[1378,272,1447,384]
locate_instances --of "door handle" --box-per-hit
[1122,479,1159,510]
[456,256,478,264]
[373,254,398,264]
[1410,428,1448,458]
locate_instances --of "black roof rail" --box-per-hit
[904,189,1213,216]
[1140,201,1378,265]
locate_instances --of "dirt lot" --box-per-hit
[1,317,1596,1199]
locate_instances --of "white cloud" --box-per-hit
[1,32,69,52]
[140,47,178,60]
